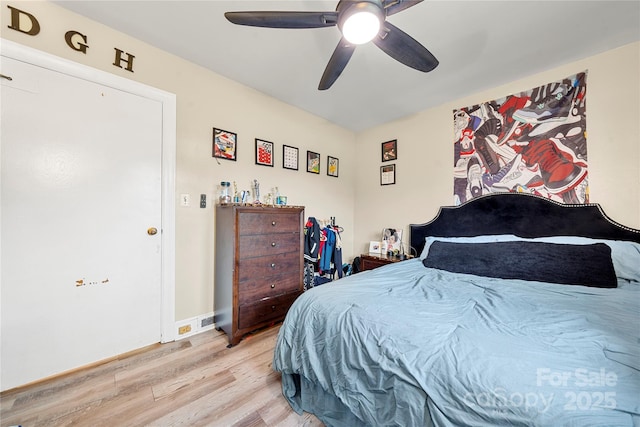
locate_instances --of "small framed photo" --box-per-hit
[369,241,382,254]
[307,151,320,174]
[381,164,396,185]
[213,128,237,161]
[327,156,339,177]
[283,145,299,170]
[382,139,397,162]
[255,138,274,167]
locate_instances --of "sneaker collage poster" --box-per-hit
[453,71,588,205]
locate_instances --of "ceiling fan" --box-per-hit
[225,0,439,90]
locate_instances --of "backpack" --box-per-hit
[351,256,361,274]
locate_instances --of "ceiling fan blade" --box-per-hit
[225,11,338,29]
[373,21,438,72]
[318,38,356,90]
[382,0,424,17]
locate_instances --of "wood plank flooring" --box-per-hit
[0,325,323,427]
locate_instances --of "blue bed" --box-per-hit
[273,194,640,426]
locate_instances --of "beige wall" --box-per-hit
[3,1,639,324]
[1,1,357,321]
[354,41,640,254]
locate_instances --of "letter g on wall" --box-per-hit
[65,30,89,54]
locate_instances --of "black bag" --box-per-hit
[351,256,361,274]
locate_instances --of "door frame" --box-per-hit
[1,39,177,343]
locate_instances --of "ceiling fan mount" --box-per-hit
[224,0,438,90]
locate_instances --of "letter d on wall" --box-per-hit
[7,5,41,36]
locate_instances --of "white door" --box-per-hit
[1,49,167,390]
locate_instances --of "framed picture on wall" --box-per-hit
[381,139,397,162]
[255,138,274,167]
[381,164,396,185]
[307,151,320,174]
[283,144,299,170]
[213,128,237,161]
[327,156,339,177]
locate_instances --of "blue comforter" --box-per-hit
[273,259,640,426]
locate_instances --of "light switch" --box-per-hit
[200,194,206,208]
[180,193,190,207]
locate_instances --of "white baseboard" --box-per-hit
[174,312,215,340]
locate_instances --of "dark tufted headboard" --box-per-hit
[410,193,640,257]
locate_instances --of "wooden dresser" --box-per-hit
[214,204,304,346]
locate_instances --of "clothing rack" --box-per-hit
[317,219,344,233]
[317,217,344,230]
[303,216,344,290]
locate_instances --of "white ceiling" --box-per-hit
[54,1,640,132]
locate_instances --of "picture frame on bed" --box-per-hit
[255,138,274,167]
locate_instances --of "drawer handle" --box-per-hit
[271,284,276,289]
[271,221,276,226]
[271,305,276,311]
[270,263,276,268]
[271,242,276,247]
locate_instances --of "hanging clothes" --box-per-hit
[304,217,320,262]
[303,217,346,288]
[319,227,336,274]
[332,227,344,279]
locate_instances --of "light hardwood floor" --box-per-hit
[0,325,323,427]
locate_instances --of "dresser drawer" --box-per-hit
[239,233,300,258]
[238,292,300,330]
[238,211,300,235]
[238,252,301,282]
[238,273,301,304]
[361,256,390,271]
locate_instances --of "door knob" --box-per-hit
[147,227,158,235]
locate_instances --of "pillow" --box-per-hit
[422,240,618,288]
[420,235,640,282]
[420,235,509,260]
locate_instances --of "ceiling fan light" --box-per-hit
[342,10,381,44]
